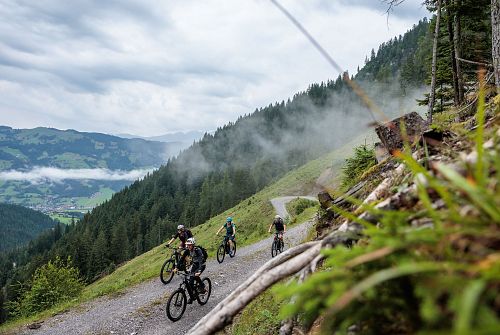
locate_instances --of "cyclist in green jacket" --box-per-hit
[216,216,236,251]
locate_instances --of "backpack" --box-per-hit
[198,246,208,263]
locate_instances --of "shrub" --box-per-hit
[340,145,377,191]
[293,198,317,216]
[10,256,84,317]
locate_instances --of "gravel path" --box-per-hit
[16,197,316,335]
[270,196,317,219]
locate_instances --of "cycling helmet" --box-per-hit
[186,237,195,245]
[226,217,232,222]
[177,224,184,230]
[275,215,281,219]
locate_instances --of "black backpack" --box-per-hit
[198,246,208,262]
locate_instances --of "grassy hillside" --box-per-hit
[82,132,372,296]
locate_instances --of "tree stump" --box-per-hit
[375,112,428,154]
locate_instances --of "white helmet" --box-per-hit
[177,224,185,230]
[275,215,281,219]
[186,237,195,245]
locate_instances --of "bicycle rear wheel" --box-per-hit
[166,289,187,322]
[196,278,212,305]
[217,244,225,263]
[229,240,236,258]
[160,259,175,284]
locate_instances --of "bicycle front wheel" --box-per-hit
[271,240,278,258]
[196,278,212,305]
[229,240,236,258]
[217,244,225,263]
[160,259,175,284]
[166,289,187,322]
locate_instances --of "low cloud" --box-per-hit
[0,167,153,183]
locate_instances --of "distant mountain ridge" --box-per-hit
[0,126,183,171]
[116,130,206,144]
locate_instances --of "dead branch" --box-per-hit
[187,226,362,335]
[360,163,406,206]
[279,253,325,335]
[456,57,494,68]
[188,242,323,335]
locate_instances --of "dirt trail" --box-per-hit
[16,197,316,335]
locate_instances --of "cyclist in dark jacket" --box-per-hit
[185,237,206,304]
[268,214,286,237]
[166,224,192,271]
[166,224,193,249]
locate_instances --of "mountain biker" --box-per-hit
[166,224,193,271]
[216,217,236,252]
[185,237,206,304]
[268,214,286,242]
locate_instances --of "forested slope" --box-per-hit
[0,204,57,252]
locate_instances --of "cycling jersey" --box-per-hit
[223,223,235,236]
[272,218,284,232]
[174,229,193,247]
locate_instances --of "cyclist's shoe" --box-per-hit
[173,267,178,273]
[198,286,207,294]
[187,297,194,304]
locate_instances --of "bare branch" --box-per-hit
[188,242,323,335]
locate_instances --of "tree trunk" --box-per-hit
[493,0,500,92]
[428,0,443,123]
[446,0,460,105]
[454,0,464,103]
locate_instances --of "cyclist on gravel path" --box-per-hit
[268,214,286,240]
[166,224,193,271]
[216,217,236,252]
[185,237,206,303]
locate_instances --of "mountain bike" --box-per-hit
[160,247,188,284]
[271,232,285,258]
[216,236,236,263]
[166,272,212,322]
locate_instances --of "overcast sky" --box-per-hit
[0,0,428,137]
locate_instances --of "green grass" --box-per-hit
[49,214,75,225]
[0,147,28,162]
[76,188,115,208]
[0,134,370,333]
[231,288,284,335]
[53,153,92,169]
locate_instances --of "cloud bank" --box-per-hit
[0,167,153,183]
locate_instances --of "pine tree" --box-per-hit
[429,0,443,122]
[493,0,500,91]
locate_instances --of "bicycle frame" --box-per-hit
[177,272,197,298]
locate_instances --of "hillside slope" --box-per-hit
[0,203,57,252]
